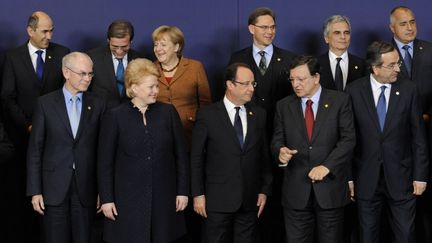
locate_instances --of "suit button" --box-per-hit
[261,98,265,101]
[147,156,151,160]
[309,146,312,150]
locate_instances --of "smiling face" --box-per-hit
[390,8,417,44]
[131,74,160,105]
[325,21,351,55]
[248,15,276,49]
[108,36,131,59]
[153,34,179,65]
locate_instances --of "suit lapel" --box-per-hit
[383,81,401,133]
[216,101,243,150]
[75,93,92,140]
[53,90,74,137]
[243,104,256,149]
[19,44,39,85]
[411,39,422,80]
[392,39,410,78]
[311,90,332,143]
[288,97,309,143]
[347,54,361,84]
[103,47,120,98]
[359,77,382,132]
[167,57,188,86]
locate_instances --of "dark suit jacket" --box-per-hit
[271,88,356,209]
[1,42,69,144]
[0,113,14,163]
[346,76,429,201]
[87,46,144,109]
[318,52,366,91]
[393,38,432,112]
[229,45,296,134]
[26,89,105,207]
[191,101,272,213]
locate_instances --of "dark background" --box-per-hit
[0,0,431,97]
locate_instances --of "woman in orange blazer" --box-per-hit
[153,25,212,144]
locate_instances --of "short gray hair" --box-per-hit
[323,15,351,37]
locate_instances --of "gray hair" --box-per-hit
[323,15,351,37]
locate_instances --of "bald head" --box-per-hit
[62,52,94,95]
[27,11,54,49]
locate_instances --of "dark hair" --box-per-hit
[107,19,134,41]
[366,41,395,71]
[289,55,320,75]
[224,63,251,82]
[27,13,39,30]
[248,7,275,25]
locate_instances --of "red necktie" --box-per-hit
[305,99,314,142]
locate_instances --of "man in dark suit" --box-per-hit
[191,63,272,243]
[390,6,432,115]
[345,41,429,243]
[228,8,296,242]
[318,15,365,91]
[0,11,69,243]
[87,19,144,109]
[271,55,356,243]
[27,52,105,243]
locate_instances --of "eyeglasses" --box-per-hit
[289,76,314,84]
[253,24,276,31]
[66,66,94,79]
[232,80,257,87]
[380,60,402,70]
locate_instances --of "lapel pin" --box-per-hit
[277,58,281,62]
[324,104,329,108]
[48,55,52,59]
[396,91,400,96]
[419,46,423,50]
[88,106,91,110]
[249,111,253,116]
[354,66,358,70]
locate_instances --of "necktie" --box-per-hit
[258,51,267,75]
[334,57,344,91]
[376,86,387,131]
[402,45,412,78]
[35,50,44,82]
[234,107,244,148]
[70,96,80,138]
[305,99,314,142]
[116,58,125,95]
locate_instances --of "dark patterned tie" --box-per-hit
[305,100,314,142]
[35,50,44,82]
[234,107,244,147]
[258,51,267,75]
[335,57,343,91]
[116,58,125,95]
[376,86,387,131]
[402,45,412,78]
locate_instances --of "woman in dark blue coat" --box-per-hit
[98,58,189,243]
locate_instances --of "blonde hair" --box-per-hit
[152,25,185,55]
[124,58,160,98]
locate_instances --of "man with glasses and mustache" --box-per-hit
[27,52,106,243]
[191,63,272,243]
[228,7,296,242]
[272,55,355,243]
[88,19,144,109]
[346,41,428,243]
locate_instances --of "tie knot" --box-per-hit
[402,45,410,51]
[116,58,123,63]
[336,57,342,63]
[235,106,241,112]
[70,96,79,103]
[258,51,265,57]
[36,50,43,56]
[306,99,313,106]
[380,86,386,92]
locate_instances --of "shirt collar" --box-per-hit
[370,74,391,91]
[301,86,322,105]
[393,37,414,50]
[328,50,348,62]
[28,41,46,54]
[63,86,83,101]
[252,44,274,57]
[112,53,128,61]
[223,96,245,111]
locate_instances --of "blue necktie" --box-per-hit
[116,58,125,95]
[402,45,412,78]
[35,50,44,82]
[234,107,244,148]
[70,96,80,138]
[376,86,387,131]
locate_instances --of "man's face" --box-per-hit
[27,15,53,49]
[63,55,94,94]
[226,66,255,106]
[108,36,131,59]
[248,15,276,49]
[372,50,400,84]
[290,64,320,98]
[390,9,417,44]
[325,21,351,54]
